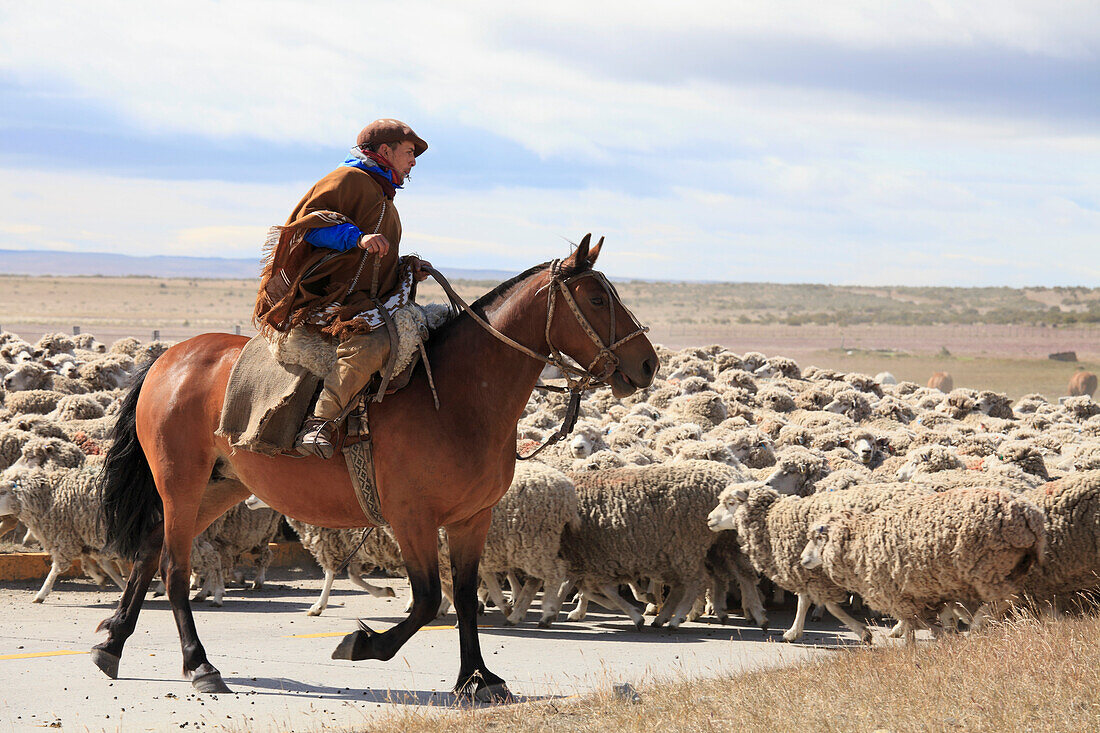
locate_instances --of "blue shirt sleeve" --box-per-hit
[304,222,362,251]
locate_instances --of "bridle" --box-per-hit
[542,259,649,392]
[424,259,650,459]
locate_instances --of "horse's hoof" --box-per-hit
[192,668,232,694]
[331,620,376,661]
[90,648,120,679]
[473,683,513,704]
[537,618,553,629]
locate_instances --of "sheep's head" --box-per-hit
[3,362,51,391]
[896,444,963,481]
[708,485,751,532]
[764,447,827,495]
[975,391,1014,419]
[0,478,21,517]
[800,516,839,569]
[728,430,776,468]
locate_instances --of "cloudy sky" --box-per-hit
[1,1,1097,285]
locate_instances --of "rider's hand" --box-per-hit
[357,233,391,257]
[411,257,433,282]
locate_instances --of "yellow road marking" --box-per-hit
[0,649,88,661]
[285,624,491,639]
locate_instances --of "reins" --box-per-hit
[421,261,649,460]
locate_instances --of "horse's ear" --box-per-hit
[567,233,592,267]
[588,236,603,266]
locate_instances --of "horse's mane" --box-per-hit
[469,261,552,313]
[427,256,590,339]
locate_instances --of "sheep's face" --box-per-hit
[708,487,748,532]
[895,458,920,482]
[570,433,597,459]
[4,363,50,391]
[58,362,80,379]
[852,436,876,465]
[0,482,19,516]
[764,462,810,495]
[731,437,776,469]
[753,363,779,379]
[800,524,829,569]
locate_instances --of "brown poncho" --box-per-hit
[254,166,404,339]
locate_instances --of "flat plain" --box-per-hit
[0,274,1096,401]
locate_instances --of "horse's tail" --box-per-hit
[100,357,163,560]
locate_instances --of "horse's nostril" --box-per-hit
[642,358,655,378]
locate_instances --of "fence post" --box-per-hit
[152,329,160,341]
[72,325,80,336]
[234,325,241,336]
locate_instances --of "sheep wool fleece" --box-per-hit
[818,488,1045,621]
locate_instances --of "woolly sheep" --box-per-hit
[286,520,404,616]
[875,371,898,385]
[11,436,85,471]
[3,389,65,416]
[561,460,760,629]
[109,337,142,357]
[651,422,704,456]
[477,461,580,627]
[668,390,728,430]
[755,386,796,413]
[78,355,134,391]
[49,393,106,422]
[823,389,874,423]
[801,488,1046,643]
[0,466,128,601]
[73,333,107,353]
[0,428,33,470]
[715,427,776,468]
[895,444,966,481]
[35,333,75,356]
[199,502,283,603]
[708,481,931,642]
[754,357,801,380]
[1018,471,1100,608]
[3,363,54,392]
[762,446,830,496]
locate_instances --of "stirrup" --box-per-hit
[295,417,337,459]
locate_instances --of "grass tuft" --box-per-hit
[355,614,1100,732]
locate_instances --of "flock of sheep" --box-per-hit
[3,329,1100,646]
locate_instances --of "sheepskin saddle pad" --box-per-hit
[216,303,438,456]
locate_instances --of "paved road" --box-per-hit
[0,567,866,732]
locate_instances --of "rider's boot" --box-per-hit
[295,329,391,459]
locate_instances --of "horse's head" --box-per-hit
[544,234,658,397]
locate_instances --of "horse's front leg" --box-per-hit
[446,509,511,701]
[331,519,441,662]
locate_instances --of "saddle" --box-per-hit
[216,304,434,459]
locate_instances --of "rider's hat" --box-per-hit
[356,119,428,157]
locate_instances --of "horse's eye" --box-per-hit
[590,296,605,306]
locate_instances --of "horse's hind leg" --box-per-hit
[445,510,510,701]
[92,522,164,678]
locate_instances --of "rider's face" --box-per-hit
[378,141,417,179]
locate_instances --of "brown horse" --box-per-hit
[91,236,657,699]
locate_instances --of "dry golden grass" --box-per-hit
[369,615,1100,733]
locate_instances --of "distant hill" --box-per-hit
[0,249,514,282]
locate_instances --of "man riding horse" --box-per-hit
[253,118,432,459]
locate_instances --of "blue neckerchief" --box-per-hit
[341,154,403,189]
